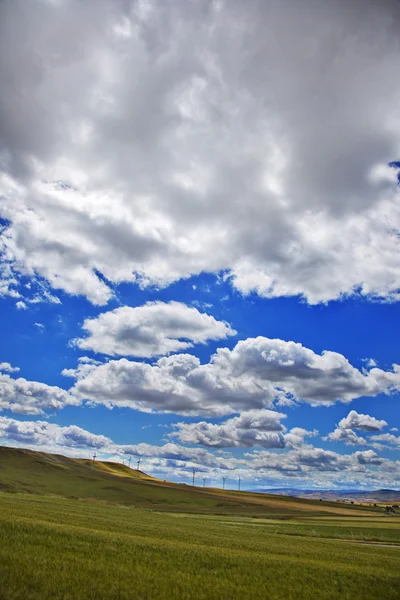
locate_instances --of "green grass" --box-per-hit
[0,493,400,600]
[1,446,400,598]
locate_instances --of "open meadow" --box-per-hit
[1,447,400,599]
[1,492,400,600]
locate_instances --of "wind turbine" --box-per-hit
[203,477,207,488]
[222,476,226,490]
[137,457,141,472]
[238,476,241,491]
[92,451,97,470]
[128,456,132,469]
[192,467,196,486]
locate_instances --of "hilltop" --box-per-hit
[0,445,387,517]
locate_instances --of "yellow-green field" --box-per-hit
[1,493,400,600]
[1,447,400,599]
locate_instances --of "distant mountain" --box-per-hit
[255,488,400,503]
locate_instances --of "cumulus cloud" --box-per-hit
[370,433,400,447]
[0,362,19,373]
[67,337,400,415]
[170,412,318,449]
[2,1,400,304]
[118,441,233,470]
[0,417,110,449]
[73,301,236,358]
[327,427,367,447]
[283,427,319,448]
[248,447,384,475]
[326,410,388,446]
[170,410,287,449]
[0,365,78,415]
[338,410,387,432]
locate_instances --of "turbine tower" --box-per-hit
[238,476,241,491]
[203,477,207,487]
[128,456,132,469]
[92,451,97,470]
[222,476,226,490]
[137,457,141,472]
[192,467,196,486]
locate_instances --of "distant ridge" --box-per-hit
[256,488,400,503]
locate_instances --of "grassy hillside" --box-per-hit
[1,492,400,600]
[0,445,386,517]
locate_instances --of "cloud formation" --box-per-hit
[170,411,318,449]
[338,410,387,432]
[67,337,400,415]
[327,427,367,447]
[170,410,287,449]
[326,410,388,446]
[73,301,235,358]
[0,364,78,415]
[0,417,110,449]
[0,362,19,373]
[2,0,400,304]
[370,433,400,448]
[249,447,383,474]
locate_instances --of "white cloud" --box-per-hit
[326,410,388,446]
[327,427,367,447]
[370,432,400,447]
[0,362,20,373]
[283,427,319,448]
[170,411,318,449]
[73,301,236,358]
[0,417,110,449]
[0,365,79,415]
[170,410,287,448]
[337,410,387,432]
[15,301,27,310]
[67,337,400,415]
[248,447,384,474]
[2,1,400,304]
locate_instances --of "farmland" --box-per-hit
[1,447,400,599]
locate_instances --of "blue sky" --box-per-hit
[1,0,400,490]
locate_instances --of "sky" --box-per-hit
[1,0,400,491]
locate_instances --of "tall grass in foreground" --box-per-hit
[0,493,399,600]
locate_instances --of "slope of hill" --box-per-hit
[0,445,386,517]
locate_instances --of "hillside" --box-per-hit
[0,445,386,517]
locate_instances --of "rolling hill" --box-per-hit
[0,445,388,517]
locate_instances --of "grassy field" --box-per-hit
[0,492,400,600]
[0,446,387,517]
[1,446,400,599]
